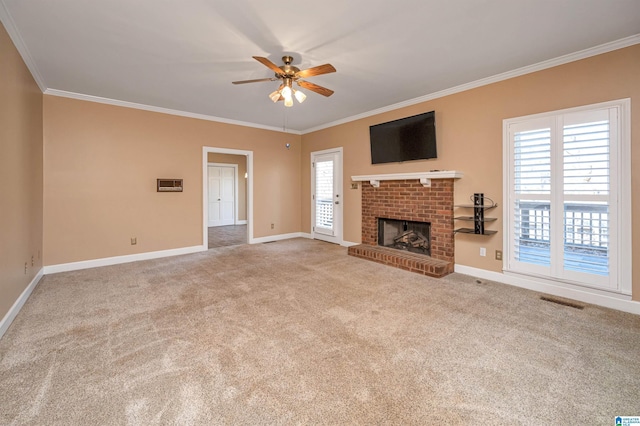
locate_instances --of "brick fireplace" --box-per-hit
[347,172,461,278]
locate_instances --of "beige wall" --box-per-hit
[302,44,640,300]
[0,23,43,320]
[207,153,247,221]
[43,96,301,265]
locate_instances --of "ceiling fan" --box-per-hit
[232,56,336,107]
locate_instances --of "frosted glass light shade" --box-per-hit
[269,91,280,102]
[294,89,306,103]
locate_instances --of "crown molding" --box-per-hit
[0,1,46,91]
[4,0,637,138]
[301,34,640,134]
[44,89,302,135]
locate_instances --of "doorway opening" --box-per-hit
[202,147,253,249]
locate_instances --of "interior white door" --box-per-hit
[311,149,343,244]
[208,165,235,227]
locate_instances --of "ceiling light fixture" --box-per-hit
[269,90,281,103]
[234,56,336,107]
[293,89,306,103]
[269,78,304,108]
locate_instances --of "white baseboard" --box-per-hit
[44,245,207,274]
[299,233,358,247]
[0,268,44,339]
[454,264,640,315]
[250,232,307,244]
[341,240,360,247]
[250,232,356,245]
[235,220,247,225]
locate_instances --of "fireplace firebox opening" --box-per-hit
[378,218,431,256]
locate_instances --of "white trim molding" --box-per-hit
[1,0,636,138]
[0,2,47,91]
[44,245,206,274]
[341,240,360,247]
[300,232,358,247]
[302,34,640,134]
[351,171,463,188]
[250,232,357,247]
[0,268,44,339]
[455,264,640,315]
[250,232,308,244]
[203,147,253,249]
[45,89,303,135]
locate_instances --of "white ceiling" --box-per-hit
[1,0,639,132]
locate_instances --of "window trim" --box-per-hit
[503,99,631,296]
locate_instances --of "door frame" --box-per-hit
[202,147,253,247]
[207,162,238,226]
[310,147,343,244]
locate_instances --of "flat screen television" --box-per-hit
[369,111,437,164]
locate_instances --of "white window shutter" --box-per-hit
[504,101,630,294]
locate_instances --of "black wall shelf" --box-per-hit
[454,193,498,235]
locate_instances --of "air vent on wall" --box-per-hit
[157,179,183,192]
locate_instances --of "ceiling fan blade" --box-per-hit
[297,80,334,97]
[295,64,336,79]
[232,77,278,84]
[252,56,284,74]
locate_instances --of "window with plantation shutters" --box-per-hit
[513,125,551,269]
[504,100,631,295]
[562,111,610,277]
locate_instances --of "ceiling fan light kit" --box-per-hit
[233,56,336,107]
[294,89,306,103]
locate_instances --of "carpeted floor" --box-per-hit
[208,225,247,249]
[1,238,639,425]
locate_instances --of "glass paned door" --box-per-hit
[559,110,614,287]
[315,159,334,233]
[508,118,553,277]
[311,149,342,244]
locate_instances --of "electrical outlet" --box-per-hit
[495,250,503,261]
[31,255,34,266]
[351,183,358,189]
[480,247,486,257]
[271,223,274,229]
[24,262,27,274]
[131,237,137,245]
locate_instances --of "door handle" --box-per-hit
[217,198,221,201]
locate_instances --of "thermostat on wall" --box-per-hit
[157,179,183,192]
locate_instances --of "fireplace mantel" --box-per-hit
[351,170,463,188]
